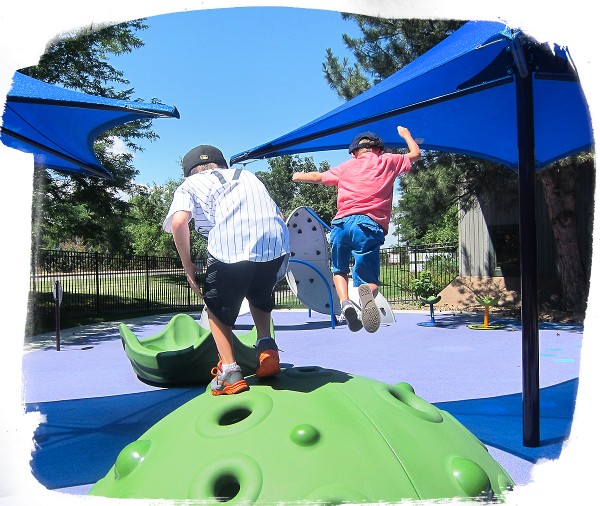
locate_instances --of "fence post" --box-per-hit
[53,280,62,351]
[94,252,100,314]
[413,247,418,278]
[187,267,191,307]
[145,254,150,310]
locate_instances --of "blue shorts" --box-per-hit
[329,215,384,287]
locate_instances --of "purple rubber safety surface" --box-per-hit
[22,309,583,494]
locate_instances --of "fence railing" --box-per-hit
[29,244,458,325]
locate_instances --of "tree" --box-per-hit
[324,16,466,99]
[23,20,163,254]
[537,153,594,312]
[290,160,338,224]
[255,155,337,222]
[255,156,299,213]
[126,179,207,259]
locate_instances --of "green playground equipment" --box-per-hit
[467,296,506,330]
[89,367,514,502]
[120,313,270,385]
[417,295,445,327]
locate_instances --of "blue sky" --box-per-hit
[110,7,362,186]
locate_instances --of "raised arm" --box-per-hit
[292,171,323,184]
[397,126,421,163]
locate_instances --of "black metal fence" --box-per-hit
[29,243,458,326]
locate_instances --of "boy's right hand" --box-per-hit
[397,126,412,139]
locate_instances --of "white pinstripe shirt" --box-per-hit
[163,168,290,264]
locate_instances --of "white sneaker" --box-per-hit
[358,284,380,333]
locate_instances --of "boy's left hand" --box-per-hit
[183,263,202,298]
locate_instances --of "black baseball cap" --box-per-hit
[348,131,384,154]
[182,145,228,176]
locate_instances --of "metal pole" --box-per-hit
[145,254,150,310]
[94,252,100,314]
[515,42,540,447]
[54,280,61,351]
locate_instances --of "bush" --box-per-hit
[409,270,439,299]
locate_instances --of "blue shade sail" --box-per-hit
[1,72,180,178]
[231,20,592,169]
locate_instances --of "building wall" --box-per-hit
[458,164,594,281]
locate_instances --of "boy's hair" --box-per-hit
[188,163,222,175]
[183,145,228,176]
[353,144,383,157]
[348,131,384,154]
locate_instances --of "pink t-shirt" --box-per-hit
[321,152,411,234]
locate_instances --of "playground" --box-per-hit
[3,14,593,503]
[22,306,582,499]
[15,202,584,501]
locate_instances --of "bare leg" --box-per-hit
[249,303,272,337]
[334,273,378,300]
[368,282,379,298]
[333,273,350,303]
[207,308,235,364]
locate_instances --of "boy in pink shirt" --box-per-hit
[292,126,421,333]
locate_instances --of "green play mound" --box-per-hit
[89,366,514,502]
[120,313,269,385]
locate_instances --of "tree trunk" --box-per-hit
[538,163,586,312]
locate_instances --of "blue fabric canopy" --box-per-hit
[231,20,594,449]
[1,72,180,178]
[231,21,592,168]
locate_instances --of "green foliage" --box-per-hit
[423,254,459,278]
[290,160,337,224]
[255,155,301,213]
[392,153,517,244]
[30,148,137,253]
[126,179,207,259]
[256,155,337,222]
[409,270,439,299]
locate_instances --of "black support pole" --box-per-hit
[515,55,541,447]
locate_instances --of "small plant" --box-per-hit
[409,270,439,301]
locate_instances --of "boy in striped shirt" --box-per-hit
[163,145,290,395]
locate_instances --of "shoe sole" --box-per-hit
[358,284,381,333]
[342,304,363,332]
[256,350,281,378]
[211,379,249,396]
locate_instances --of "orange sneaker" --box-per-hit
[210,364,249,395]
[255,338,281,378]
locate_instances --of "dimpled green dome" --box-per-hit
[89,366,514,502]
